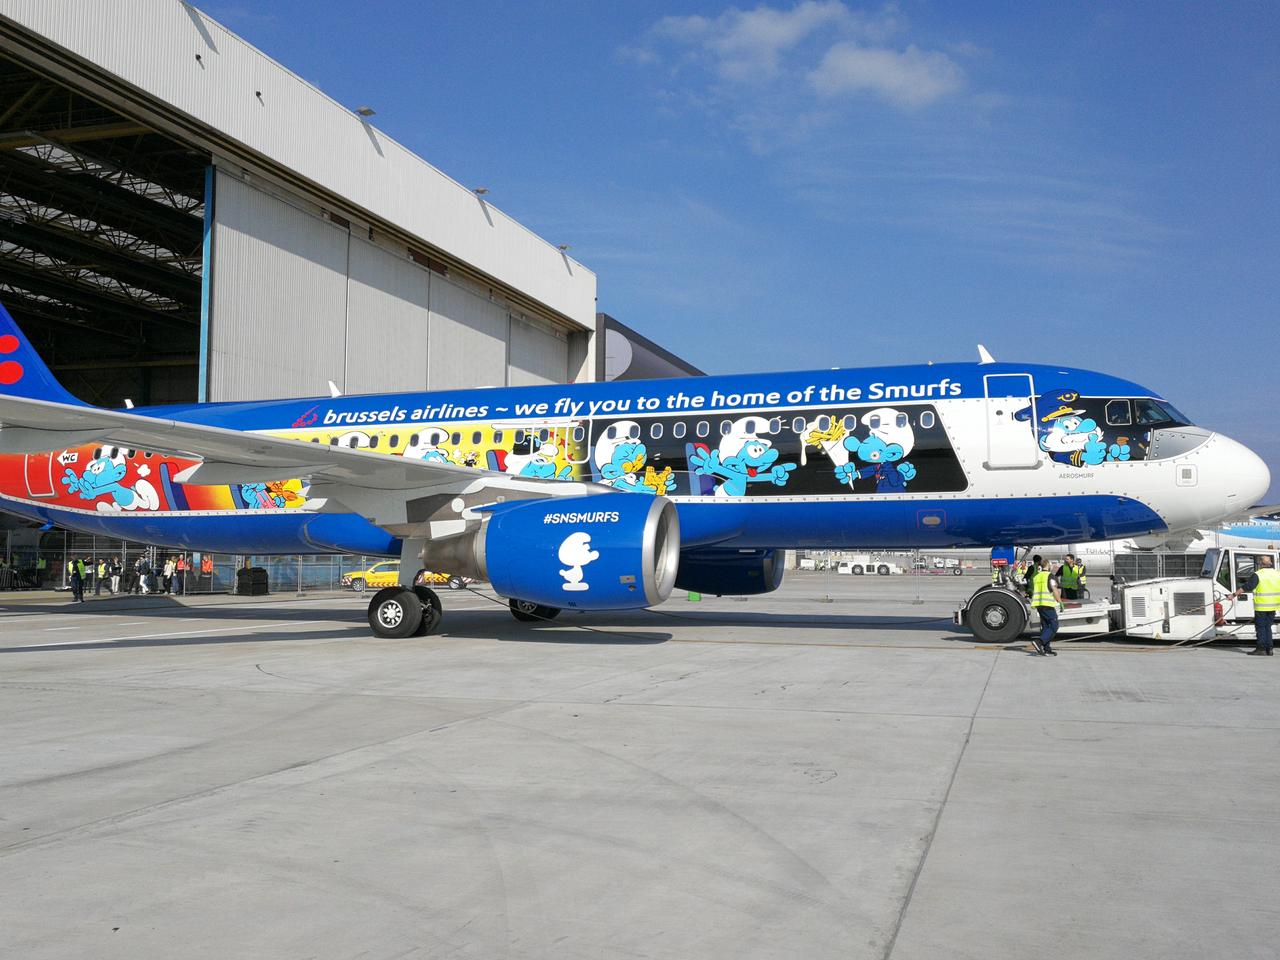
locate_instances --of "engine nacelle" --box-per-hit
[430,494,680,610]
[675,548,786,596]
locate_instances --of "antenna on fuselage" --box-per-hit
[977,345,996,365]
[328,380,342,398]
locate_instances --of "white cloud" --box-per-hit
[651,2,900,82]
[809,42,964,108]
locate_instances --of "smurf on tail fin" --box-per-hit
[0,302,84,405]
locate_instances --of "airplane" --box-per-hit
[0,302,1269,638]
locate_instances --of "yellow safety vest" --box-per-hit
[1253,568,1280,613]
[1030,570,1057,608]
[1060,563,1085,589]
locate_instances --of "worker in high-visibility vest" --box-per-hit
[1236,555,1279,656]
[1029,556,1064,656]
[1056,554,1087,600]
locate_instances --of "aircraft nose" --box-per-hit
[1216,432,1272,513]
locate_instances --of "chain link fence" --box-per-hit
[0,528,380,597]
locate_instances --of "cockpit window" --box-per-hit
[1106,399,1132,426]
[1134,399,1166,425]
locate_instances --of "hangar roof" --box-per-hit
[0,0,596,330]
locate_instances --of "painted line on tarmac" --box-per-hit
[4,619,344,651]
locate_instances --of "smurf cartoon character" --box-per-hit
[504,437,574,480]
[593,420,672,495]
[558,531,599,592]
[62,450,160,512]
[835,407,917,492]
[401,428,455,464]
[689,417,796,497]
[1028,392,1130,466]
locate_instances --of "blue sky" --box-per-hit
[203,1,1279,497]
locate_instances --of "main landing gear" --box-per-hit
[367,583,444,638]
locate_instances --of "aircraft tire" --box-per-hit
[413,585,443,635]
[368,587,423,639]
[967,590,1027,644]
[509,599,561,622]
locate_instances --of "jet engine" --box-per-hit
[424,494,680,610]
[675,548,786,596]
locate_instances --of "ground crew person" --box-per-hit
[69,556,86,602]
[1029,557,1064,656]
[1236,556,1279,656]
[35,555,46,586]
[1056,554,1087,600]
[991,565,1001,585]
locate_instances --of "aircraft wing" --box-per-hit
[0,394,596,507]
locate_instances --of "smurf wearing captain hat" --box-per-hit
[1025,390,1129,467]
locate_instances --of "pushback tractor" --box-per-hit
[956,546,1277,644]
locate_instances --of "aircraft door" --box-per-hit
[24,452,56,497]
[983,373,1040,469]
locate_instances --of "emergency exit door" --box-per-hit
[983,373,1040,469]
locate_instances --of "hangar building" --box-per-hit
[0,0,685,410]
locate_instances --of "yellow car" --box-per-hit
[342,561,468,592]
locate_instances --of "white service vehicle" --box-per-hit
[957,546,1277,644]
[837,555,904,576]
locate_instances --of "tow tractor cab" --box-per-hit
[958,545,1278,644]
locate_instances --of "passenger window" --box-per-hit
[370,436,380,449]
[842,415,856,430]
[792,417,805,433]
[409,434,419,447]
[537,429,549,442]
[920,411,935,429]
[452,432,462,444]
[719,420,731,436]
[571,426,584,442]
[673,421,686,439]
[696,421,709,438]
[1106,400,1132,427]
[329,437,338,445]
[896,413,908,428]
[311,437,319,443]
[769,418,781,433]
[627,423,641,439]
[514,429,525,444]
[472,431,483,444]
[493,430,504,443]
[651,422,663,439]
[348,437,359,449]
[605,425,616,440]
[389,434,399,447]
[817,416,830,431]
[1134,399,1165,425]
[867,414,881,429]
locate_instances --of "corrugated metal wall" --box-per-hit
[509,315,568,386]
[425,275,508,390]
[345,236,430,393]
[208,171,571,400]
[209,172,348,400]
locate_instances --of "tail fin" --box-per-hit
[0,301,82,405]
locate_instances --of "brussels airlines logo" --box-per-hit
[0,333,25,385]
[558,532,599,592]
